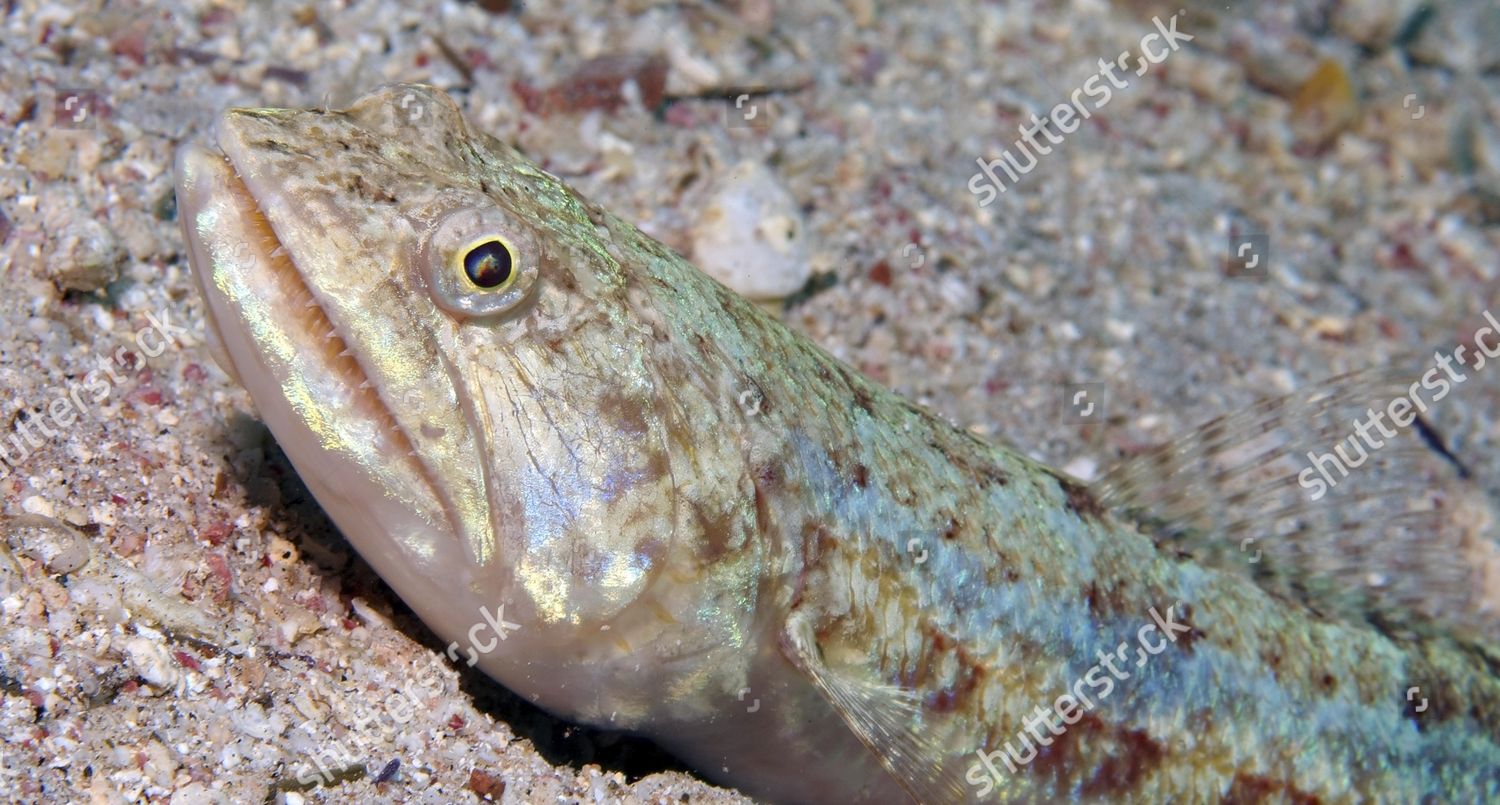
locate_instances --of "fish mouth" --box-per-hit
[177,143,401,448]
[175,138,454,555]
[178,145,371,410]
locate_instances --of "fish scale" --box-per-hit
[174,84,1500,803]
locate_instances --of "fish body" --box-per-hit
[175,85,1500,803]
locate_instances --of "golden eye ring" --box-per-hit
[423,205,540,319]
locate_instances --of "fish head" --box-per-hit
[176,84,688,651]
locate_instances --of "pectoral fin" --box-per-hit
[780,612,972,804]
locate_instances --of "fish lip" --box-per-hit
[176,127,452,536]
[175,144,245,387]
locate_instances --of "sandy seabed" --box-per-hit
[1,0,1499,802]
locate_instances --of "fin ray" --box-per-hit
[1094,364,1500,637]
[781,613,972,804]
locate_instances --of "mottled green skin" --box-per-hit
[688,260,1500,800]
[180,85,1500,803]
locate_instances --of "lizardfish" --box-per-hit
[175,84,1500,803]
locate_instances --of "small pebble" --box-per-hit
[1290,58,1357,150]
[691,161,811,300]
[47,216,123,292]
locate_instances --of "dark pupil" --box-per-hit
[463,241,513,288]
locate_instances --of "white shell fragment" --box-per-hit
[690,160,811,300]
[124,635,180,692]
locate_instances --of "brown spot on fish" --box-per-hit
[1068,716,1170,797]
[1224,773,1322,805]
[936,436,1011,488]
[851,463,869,488]
[345,172,397,204]
[1401,653,1500,735]
[816,361,877,414]
[552,265,579,292]
[1025,713,1165,797]
[691,332,713,359]
[252,138,295,155]
[800,521,838,568]
[597,389,650,438]
[1172,601,1204,653]
[1081,723,1167,798]
[921,634,985,714]
[750,463,779,545]
[1082,580,1133,617]
[1054,472,1107,522]
[690,501,737,562]
[633,538,667,571]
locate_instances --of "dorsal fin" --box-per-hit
[1092,362,1500,639]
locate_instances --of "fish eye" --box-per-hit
[461,238,516,290]
[423,206,540,318]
